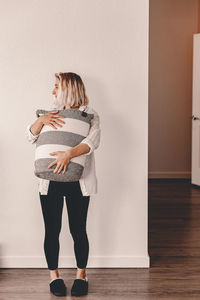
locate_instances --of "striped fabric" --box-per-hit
[34,108,94,182]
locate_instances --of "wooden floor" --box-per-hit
[1,179,200,299]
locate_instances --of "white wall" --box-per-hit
[0,0,149,268]
[149,0,199,178]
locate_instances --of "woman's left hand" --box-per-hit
[48,150,72,174]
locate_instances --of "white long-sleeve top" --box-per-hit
[25,105,101,196]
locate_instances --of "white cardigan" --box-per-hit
[26,105,101,196]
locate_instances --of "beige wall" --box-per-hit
[198,0,200,31]
[149,0,199,178]
[0,0,149,268]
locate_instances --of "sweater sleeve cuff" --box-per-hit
[26,124,40,143]
[80,138,95,155]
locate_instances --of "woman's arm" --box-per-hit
[26,110,65,144]
[68,110,101,159]
[68,143,91,159]
[79,110,101,155]
[29,118,44,136]
[25,123,41,144]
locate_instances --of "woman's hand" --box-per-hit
[40,110,66,129]
[48,150,72,174]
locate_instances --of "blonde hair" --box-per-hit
[52,72,89,109]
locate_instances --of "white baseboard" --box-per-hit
[0,254,150,268]
[148,171,191,179]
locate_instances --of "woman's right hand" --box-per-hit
[39,110,66,129]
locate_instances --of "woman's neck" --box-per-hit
[64,105,80,109]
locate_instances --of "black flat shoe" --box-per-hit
[71,276,88,296]
[49,278,67,296]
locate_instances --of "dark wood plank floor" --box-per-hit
[1,179,200,299]
[148,179,200,299]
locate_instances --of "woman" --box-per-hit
[25,72,101,297]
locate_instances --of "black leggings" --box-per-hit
[39,180,90,270]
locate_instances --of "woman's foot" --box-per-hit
[71,267,88,296]
[49,268,60,281]
[76,267,86,280]
[71,277,88,296]
[49,278,67,296]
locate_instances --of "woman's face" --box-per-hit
[52,78,59,98]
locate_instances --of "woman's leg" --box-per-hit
[64,181,90,277]
[39,181,64,276]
